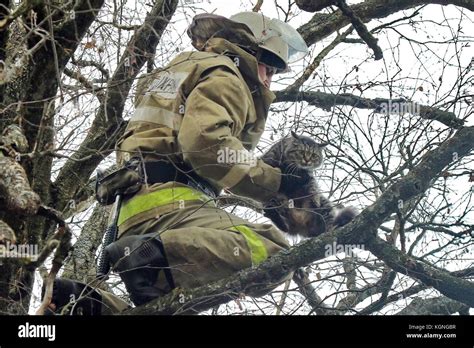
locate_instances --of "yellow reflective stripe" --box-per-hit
[118,187,210,226]
[230,225,268,266]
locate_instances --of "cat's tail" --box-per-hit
[333,206,358,227]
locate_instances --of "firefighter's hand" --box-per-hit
[278,164,311,195]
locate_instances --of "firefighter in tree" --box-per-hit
[45,11,308,314]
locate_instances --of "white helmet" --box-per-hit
[187,12,308,73]
[229,12,308,72]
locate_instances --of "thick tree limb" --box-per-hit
[54,0,179,212]
[0,124,40,215]
[337,270,397,312]
[274,90,465,128]
[0,1,10,47]
[28,205,72,269]
[0,155,40,215]
[125,126,474,315]
[0,219,16,244]
[296,0,336,12]
[35,222,72,315]
[297,0,474,46]
[62,204,111,285]
[365,235,474,307]
[22,0,105,146]
[395,296,470,315]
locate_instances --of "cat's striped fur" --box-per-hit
[261,132,357,237]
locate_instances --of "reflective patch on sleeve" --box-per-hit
[130,106,182,130]
[146,71,189,99]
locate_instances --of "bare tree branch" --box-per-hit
[62,204,111,285]
[296,0,336,12]
[292,268,332,315]
[365,235,474,308]
[126,126,474,314]
[252,0,264,12]
[274,90,465,128]
[335,0,383,60]
[297,0,474,46]
[0,125,40,215]
[285,26,353,92]
[395,296,469,315]
[53,0,179,212]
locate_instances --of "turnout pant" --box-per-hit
[92,182,290,314]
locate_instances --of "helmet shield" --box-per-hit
[229,12,309,72]
[267,18,309,64]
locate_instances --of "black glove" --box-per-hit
[278,164,312,195]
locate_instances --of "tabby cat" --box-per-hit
[261,131,357,237]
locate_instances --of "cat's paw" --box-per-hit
[264,193,288,209]
[279,167,311,195]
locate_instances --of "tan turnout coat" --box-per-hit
[103,37,290,303]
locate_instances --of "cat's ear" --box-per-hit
[318,141,330,148]
[290,130,300,139]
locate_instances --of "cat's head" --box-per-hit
[283,131,329,169]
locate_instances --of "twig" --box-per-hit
[34,205,72,315]
[292,268,331,315]
[275,276,292,315]
[285,26,353,92]
[252,0,264,12]
[35,223,72,315]
[71,59,110,79]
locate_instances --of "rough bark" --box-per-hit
[297,0,474,46]
[366,235,474,308]
[395,296,470,315]
[296,0,337,12]
[0,125,39,215]
[62,204,111,285]
[0,220,16,244]
[0,0,179,313]
[0,0,105,313]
